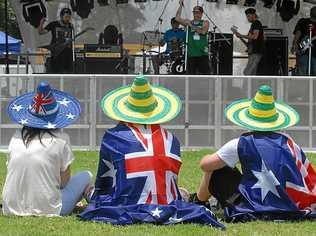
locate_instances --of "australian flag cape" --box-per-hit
[79,123,224,228]
[224,132,316,222]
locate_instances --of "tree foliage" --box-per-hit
[0,0,22,40]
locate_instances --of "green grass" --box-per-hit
[0,150,316,236]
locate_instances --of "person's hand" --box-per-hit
[235,32,242,38]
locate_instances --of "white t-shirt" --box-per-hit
[2,129,74,216]
[216,138,240,168]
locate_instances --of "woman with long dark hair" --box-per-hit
[3,81,93,216]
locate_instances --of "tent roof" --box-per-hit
[0,31,21,54]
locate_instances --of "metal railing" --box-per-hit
[0,74,315,151]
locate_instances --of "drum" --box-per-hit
[171,58,185,74]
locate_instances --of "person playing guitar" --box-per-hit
[231,8,264,76]
[292,6,316,76]
[38,8,75,73]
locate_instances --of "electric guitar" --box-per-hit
[230,25,252,54]
[297,35,316,55]
[44,27,95,57]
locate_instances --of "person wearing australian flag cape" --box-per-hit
[79,75,224,228]
[193,85,316,222]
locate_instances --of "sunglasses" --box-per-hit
[192,11,201,14]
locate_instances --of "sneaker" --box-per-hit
[179,187,190,202]
[189,193,212,210]
[83,184,95,203]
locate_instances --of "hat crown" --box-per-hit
[125,75,158,114]
[29,81,59,117]
[248,85,278,122]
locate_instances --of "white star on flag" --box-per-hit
[44,122,57,129]
[12,104,24,112]
[58,98,71,107]
[151,207,163,218]
[19,119,28,125]
[252,159,281,202]
[66,113,76,119]
[100,159,117,188]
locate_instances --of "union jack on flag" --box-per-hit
[30,90,56,115]
[80,122,224,228]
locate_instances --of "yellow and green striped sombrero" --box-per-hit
[225,85,300,131]
[101,75,181,124]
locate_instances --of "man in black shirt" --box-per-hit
[38,8,74,73]
[232,8,264,75]
[291,6,316,76]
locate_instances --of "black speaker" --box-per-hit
[257,36,288,76]
[209,33,233,75]
[83,57,128,74]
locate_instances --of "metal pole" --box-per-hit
[308,24,312,76]
[5,0,10,74]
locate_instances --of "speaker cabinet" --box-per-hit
[83,57,128,74]
[209,33,233,75]
[257,36,288,76]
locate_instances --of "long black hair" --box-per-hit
[21,126,57,147]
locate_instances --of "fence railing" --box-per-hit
[1,74,315,151]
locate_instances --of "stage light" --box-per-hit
[135,0,146,2]
[98,0,109,6]
[206,0,218,2]
[226,0,238,4]
[116,0,128,4]
[244,0,256,6]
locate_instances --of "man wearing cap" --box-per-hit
[176,0,210,75]
[38,8,74,73]
[291,6,316,76]
[232,8,264,75]
[192,85,316,222]
[79,75,224,228]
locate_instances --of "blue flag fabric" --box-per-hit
[224,132,316,222]
[79,123,224,228]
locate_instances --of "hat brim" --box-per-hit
[7,90,81,129]
[101,86,181,124]
[225,99,299,131]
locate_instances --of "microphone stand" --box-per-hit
[71,24,76,73]
[157,18,163,75]
[308,24,312,76]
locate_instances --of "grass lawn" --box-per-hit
[0,150,316,236]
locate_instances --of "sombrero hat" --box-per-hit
[7,81,81,129]
[224,85,299,132]
[101,75,181,124]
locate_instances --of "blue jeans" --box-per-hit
[296,54,316,76]
[60,171,93,216]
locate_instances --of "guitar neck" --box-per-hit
[239,37,248,47]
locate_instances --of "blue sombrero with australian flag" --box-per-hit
[7,81,81,129]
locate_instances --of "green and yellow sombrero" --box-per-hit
[101,75,181,124]
[224,85,300,131]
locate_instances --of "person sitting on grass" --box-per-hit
[191,85,316,222]
[2,81,93,216]
[79,75,224,228]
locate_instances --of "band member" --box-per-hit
[38,8,74,73]
[162,17,186,55]
[153,17,186,74]
[232,8,264,75]
[176,0,210,75]
[291,6,316,76]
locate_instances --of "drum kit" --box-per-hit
[142,30,185,75]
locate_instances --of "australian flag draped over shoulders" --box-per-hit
[224,132,316,222]
[80,122,224,228]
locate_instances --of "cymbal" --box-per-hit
[144,30,165,35]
